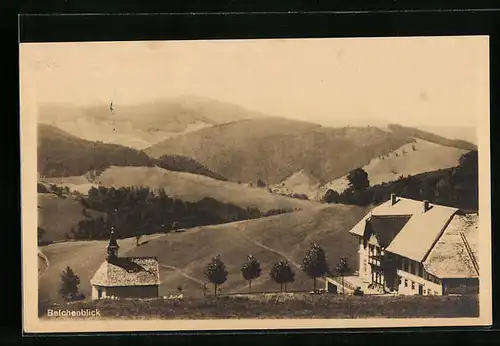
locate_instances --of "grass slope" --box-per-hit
[38,238,137,306]
[125,203,369,297]
[319,138,468,196]
[145,117,414,185]
[38,204,368,305]
[97,166,316,213]
[38,193,105,242]
[388,124,477,151]
[40,176,97,195]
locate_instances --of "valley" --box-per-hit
[35,98,478,308]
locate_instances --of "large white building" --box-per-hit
[340,194,479,295]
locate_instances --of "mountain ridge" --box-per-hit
[38,96,270,149]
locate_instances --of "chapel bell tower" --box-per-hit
[106,227,119,261]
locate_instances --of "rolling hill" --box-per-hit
[95,165,317,213]
[145,117,415,185]
[38,96,268,149]
[38,203,369,305]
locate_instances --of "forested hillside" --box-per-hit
[71,186,292,240]
[38,124,154,177]
[156,155,227,181]
[146,117,415,185]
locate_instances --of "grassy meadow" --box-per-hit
[39,294,479,320]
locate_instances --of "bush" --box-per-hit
[353,287,364,296]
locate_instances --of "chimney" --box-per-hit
[390,193,397,205]
[423,200,430,213]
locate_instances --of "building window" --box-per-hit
[404,279,408,287]
[411,282,415,290]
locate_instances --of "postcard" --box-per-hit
[20,36,492,333]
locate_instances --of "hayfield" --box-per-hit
[97,166,316,213]
[40,294,479,319]
[37,193,105,242]
[119,203,368,296]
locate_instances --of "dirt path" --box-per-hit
[236,228,328,290]
[38,249,50,278]
[159,264,205,286]
[236,227,357,294]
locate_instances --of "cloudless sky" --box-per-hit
[20,36,488,128]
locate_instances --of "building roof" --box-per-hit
[385,204,459,262]
[363,215,412,248]
[90,257,160,287]
[423,213,479,279]
[349,196,460,262]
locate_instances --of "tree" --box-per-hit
[335,257,349,295]
[37,227,46,245]
[135,234,142,247]
[204,255,228,296]
[347,168,369,190]
[59,266,84,301]
[270,259,295,293]
[301,243,329,291]
[322,189,340,204]
[241,255,262,294]
[256,178,266,188]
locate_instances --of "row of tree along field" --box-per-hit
[57,243,355,302]
[323,150,478,211]
[208,244,353,296]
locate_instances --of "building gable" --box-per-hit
[363,215,412,249]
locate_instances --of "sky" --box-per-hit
[20,36,488,128]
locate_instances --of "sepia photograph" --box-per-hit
[20,36,491,332]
